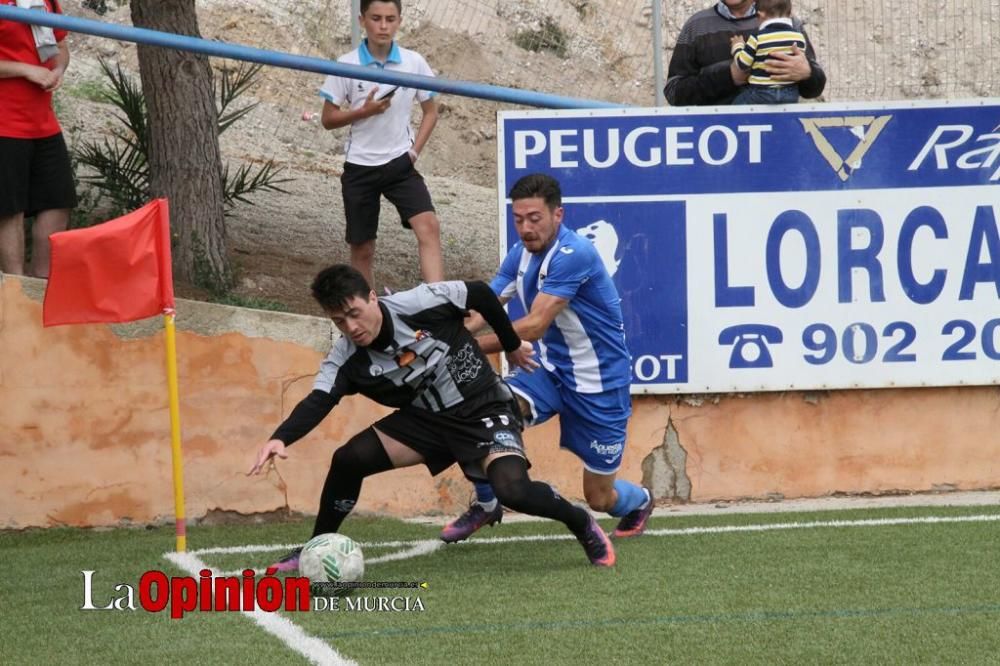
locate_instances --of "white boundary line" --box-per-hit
[214,541,445,577]
[163,511,1000,665]
[163,551,356,666]
[406,491,1000,525]
[188,511,1000,557]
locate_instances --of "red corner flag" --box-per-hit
[43,199,175,326]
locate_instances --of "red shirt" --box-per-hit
[0,0,68,139]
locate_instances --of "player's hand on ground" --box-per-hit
[764,44,811,82]
[506,341,538,372]
[248,439,288,476]
[362,87,392,117]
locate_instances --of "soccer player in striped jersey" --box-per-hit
[250,264,616,569]
[441,174,654,545]
[729,0,807,105]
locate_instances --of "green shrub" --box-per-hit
[74,58,292,219]
[513,16,569,59]
[209,293,290,312]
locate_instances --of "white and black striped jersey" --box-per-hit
[271,280,522,446]
[314,281,505,412]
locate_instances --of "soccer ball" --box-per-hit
[299,533,365,587]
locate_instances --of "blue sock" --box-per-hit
[609,480,647,517]
[474,481,496,505]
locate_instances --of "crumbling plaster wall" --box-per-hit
[2,275,997,528]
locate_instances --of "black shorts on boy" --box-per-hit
[340,152,435,244]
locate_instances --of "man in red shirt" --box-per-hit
[0,0,77,278]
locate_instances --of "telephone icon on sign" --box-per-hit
[718,324,783,369]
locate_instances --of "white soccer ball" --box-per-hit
[299,533,365,586]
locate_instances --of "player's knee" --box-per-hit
[492,479,528,511]
[486,456,530,509]
[330,443,360,474]
[330,428,386,478]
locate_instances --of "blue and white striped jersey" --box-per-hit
[493,224,631,393]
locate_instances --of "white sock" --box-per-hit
[477,499,498,512]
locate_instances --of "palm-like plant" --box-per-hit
[75,58,291,218]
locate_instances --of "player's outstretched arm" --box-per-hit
[465,280,523,350]
[514,292,569,341]
[248,439,287,476]
[474,291,569,355]
[248,389,340,476]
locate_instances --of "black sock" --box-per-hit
[486,455,589,535]
[312,428,394,537]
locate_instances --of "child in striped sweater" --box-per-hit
[729,0,808,105]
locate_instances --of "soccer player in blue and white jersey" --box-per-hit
[441,174,653,547]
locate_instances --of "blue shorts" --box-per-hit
[505,368,631,475]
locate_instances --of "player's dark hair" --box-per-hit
[508,173,562,210]
[311,265,373,312]
[361,0,401,15]
[756,0,792,17]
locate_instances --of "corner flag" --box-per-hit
[42,199,189,552]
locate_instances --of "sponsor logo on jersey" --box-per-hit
[588,440,623,457]
[395,349,417,367]
[493,430,517,445]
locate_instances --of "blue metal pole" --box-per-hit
[0,5,622,110]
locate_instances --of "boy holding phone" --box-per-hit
[319,0,442,288]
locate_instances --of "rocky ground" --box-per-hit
[53,0,996,313]
[57,0,653,314]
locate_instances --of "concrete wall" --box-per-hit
[2,274,998,529]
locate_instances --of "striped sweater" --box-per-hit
[665,3,825,106]
[733,18,808,87]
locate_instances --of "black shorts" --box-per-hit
[0,134,78,219]
[373,391,527,482]
[340,152,434,245]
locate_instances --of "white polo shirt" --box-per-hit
[319,40,436,167]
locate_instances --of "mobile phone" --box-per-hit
[375,86,398,101]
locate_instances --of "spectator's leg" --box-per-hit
[408,211,443,283]
[0,213,26,276]
[350,239,377,289]
[28,208,69,278]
